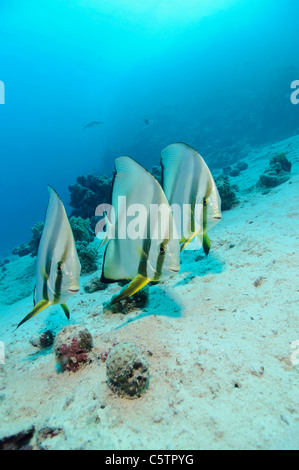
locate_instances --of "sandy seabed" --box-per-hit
[0,135,298,450]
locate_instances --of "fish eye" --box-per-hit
[57,261,64,274]
[160,245,165,255]
[203,198,208,207]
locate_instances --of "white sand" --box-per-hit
[0,135,298,450]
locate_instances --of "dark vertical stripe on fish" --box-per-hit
[53,240,70,303]
[189,162,199,236]
[154,238,169,281]
[138,238,151,278]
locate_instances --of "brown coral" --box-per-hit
[54,325,93,372]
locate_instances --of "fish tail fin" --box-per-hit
[110,275,150,304]
[16,300,52,330]
[61,303,70,320]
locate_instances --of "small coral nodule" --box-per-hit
[30,330,55,349]
[54,325,93,372]
[258,153,292,189]
[106,342,149,398]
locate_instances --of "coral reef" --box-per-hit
[106,342,149,398]
[69,216,94,243]
[69,174,112,220]
[215,174,239,211]
[258,153,292,189]
[12,243,31,257]
[69,217,98,273]
[29,330,55,349]
[76,241,98,274]
[12,221,44,257]
[83,273,108,293]
[54,325,93,372]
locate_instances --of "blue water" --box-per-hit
[0,0,299,256]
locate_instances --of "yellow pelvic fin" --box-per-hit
[111,274,150,304]
[16,299,52,329]
[202,233,211,255]
[180,232,197,252]
[61,303,70,320]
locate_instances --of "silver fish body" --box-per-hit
[161,142,221,252]
[100,156,180,303]
[17,186,81,329]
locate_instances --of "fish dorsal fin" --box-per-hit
[161,143,195,201]
[112,156,158,209]
[161,142,212,201]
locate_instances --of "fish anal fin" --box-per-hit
[61,303,70,320]
[180,240,188,252]
[202,233,211,255]
[110,275,150,304]
[180,232,197,252]
[16,300,51,330]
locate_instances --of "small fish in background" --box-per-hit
[82,121,103,130]
[161,142,221,254]
[143,117,155,128]
[100,156,180,304]
[16,186,81,329]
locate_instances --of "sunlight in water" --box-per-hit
[77,0,239,30]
